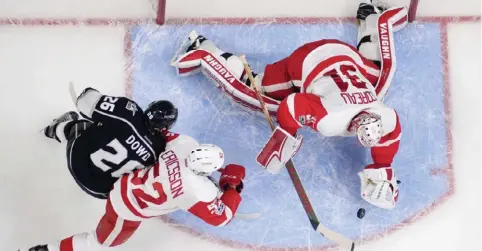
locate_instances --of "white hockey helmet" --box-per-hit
[186,144,225,176]
[350,112,383,147]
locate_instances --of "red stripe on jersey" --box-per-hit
[95,199,118,245]
[277,93,328,135]
[161,130,180,142]
[379,111,401,145]
[59,236,74,251]
[110,219,141,246]
[302,55,376,93]
[153,162,160,178]
[370,111,401,166]
[188,188,241,226]
[277,95,302,135]
[386,167,393,180]
[120,175,149,219]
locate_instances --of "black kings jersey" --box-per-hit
[71,88,166,197]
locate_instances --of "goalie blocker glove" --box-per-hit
[256,126,303,174]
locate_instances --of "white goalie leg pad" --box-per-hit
[358,7,408,101]
[256,126,303,174]
[175,49,280,115]
[357,6,408,62]
[374,7,408,100]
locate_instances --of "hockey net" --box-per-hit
[153,0,418,25]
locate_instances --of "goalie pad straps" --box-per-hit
[374,7,408,100]
[256,126,303,174]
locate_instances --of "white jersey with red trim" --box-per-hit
[272,40,401,167]
[109,133,241,226]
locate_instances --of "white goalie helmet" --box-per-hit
[350,112,383,147]
[186,144,225,176]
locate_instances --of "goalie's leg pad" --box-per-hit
[174,49,281,116]
[256,126,303,174]
[357,7,408,101]
[357,6,408,63]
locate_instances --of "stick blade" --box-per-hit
[316,224,355,250]
[69,82,77,105]
[234,212,262,220]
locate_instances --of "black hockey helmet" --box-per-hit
[144,100,178,134]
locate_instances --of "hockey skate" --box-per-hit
[356,0,387,22]
[170,30,206,66]
[43,111,79,142]
[18,244,49,251]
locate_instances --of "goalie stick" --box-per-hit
[239,55,355,251]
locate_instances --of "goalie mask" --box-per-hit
[187,144,225,176]
[350,112,383,147]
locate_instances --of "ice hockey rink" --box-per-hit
[0,0,480,250]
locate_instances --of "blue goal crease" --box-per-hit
[128,23,448,248]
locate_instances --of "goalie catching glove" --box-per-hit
[256,126,303,174]
[358,166,399,209]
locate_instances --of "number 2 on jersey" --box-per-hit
[131,163,167,209]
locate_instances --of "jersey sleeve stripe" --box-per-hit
[375,133,401,147]
[101,214,125,246]
[93,109,156,159]
[217,206,233,227]
[262,80,294,93]
[120,176,149,219]
[287,94,303,127]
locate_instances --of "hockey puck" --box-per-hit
[357,208,366,219]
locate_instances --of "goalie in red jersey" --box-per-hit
[172,1,407,209]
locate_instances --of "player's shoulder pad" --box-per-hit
[366,105,398,135]
[182,170,220,203]
[163,134,200,160]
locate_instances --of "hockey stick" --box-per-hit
[216,168,262,220]
[239,56,355,251]
[235,212,262,220]
[69,82,77,105]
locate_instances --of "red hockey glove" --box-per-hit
[219,164,246,193]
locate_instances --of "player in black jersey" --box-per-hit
[43,87,178,199]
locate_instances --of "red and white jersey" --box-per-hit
[261,39,382,101]
[109,132,242,226]
[269,40,401,167]
[277,93,401,167]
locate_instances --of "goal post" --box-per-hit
[154,0,417,25]
[155,0,166,24]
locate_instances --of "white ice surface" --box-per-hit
[0,1,480,251]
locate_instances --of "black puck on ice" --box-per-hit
[357,208,366,219]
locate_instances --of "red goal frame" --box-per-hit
[155,0,419,25]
